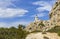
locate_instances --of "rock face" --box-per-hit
[26,32,60,39]
[49,0,60,26]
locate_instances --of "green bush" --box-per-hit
[0,24,29,39]
[47,26,60,36]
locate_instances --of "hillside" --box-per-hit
[26,26,60,39]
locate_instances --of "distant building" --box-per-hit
[25,15,43,32]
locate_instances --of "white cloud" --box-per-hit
[36,6,51,12]
[31,13,47,18]
[0,21,31,28]
[0,0,29,18]
[37,13,47,17]
[0,22,9,28]
[33,1,48,6]
[0,8,28,18]
[10,21,30,27]
[0,0,17,8]
[0,0,29,27]
[33,1,56,12]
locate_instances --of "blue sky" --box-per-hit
[0,0,56,27]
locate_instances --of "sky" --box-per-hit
[0,0,56,27]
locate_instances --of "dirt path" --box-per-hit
[26,32,60,39]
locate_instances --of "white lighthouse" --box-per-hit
[34,15,39,22]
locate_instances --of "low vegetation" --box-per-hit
[44,36,49,39]
[0,24,29,39]
[47,26,60,36]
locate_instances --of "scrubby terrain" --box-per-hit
[0,25,29,39]
[0,25,60,39]
[26,26,60,39]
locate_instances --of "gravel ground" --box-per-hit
[26,32,60,39]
